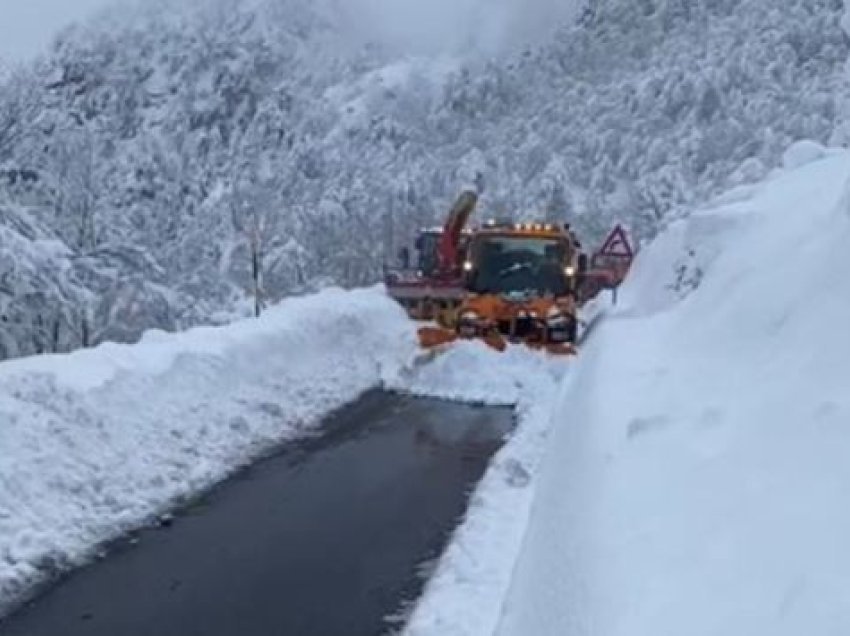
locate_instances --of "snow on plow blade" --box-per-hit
[417,326,574,355]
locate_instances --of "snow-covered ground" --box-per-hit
[5,142,849,635]
[400,143,850,636]
[396,301,606,635]
[0,286,416,614]
[496,144,850,635]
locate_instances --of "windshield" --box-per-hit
[469,235,570,296]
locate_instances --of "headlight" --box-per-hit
[458,311,483,337]
[546,307,569,328]
[463,261,474,272]
[564,266,576,277]
[547,314,574,342]
[515,310,539,321]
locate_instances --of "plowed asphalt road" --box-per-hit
[1,391,512,636]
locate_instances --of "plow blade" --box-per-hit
[481,333,507,352]
[417,327,509,353]
[418,327,572,355]
[418,326,458,349]
[546,342,578,356]
[525,341,578,356]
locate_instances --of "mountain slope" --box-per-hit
[0,0,846,358]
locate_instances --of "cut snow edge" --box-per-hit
[0,286,418,616]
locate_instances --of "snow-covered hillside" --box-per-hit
[0,286,416,614]
[1,0,846,360]
[496,144,850,635]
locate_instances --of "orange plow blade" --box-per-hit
[546,342,578,356]
[417,326,511,353]
[418,326,458,349]
[482,333,507,352]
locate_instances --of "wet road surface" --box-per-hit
[0,391,512,636]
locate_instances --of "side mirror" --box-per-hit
[398,246,411,269]
[578,253,589,274]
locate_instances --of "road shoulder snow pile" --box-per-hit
[498,144,850,636]
[392,338,573,636]
[0,286,416,615]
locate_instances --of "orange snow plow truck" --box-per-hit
[418,218,586,355]
[386,191,632,355]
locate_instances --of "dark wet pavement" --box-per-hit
[0,391,512,636]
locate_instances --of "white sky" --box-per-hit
[0,0,580,64]
[0,0,116,62]
[343,0,581,56]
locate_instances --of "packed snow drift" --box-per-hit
[497,144,850,635]
[0,287,416,613]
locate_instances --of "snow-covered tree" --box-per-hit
[0,0,847,359]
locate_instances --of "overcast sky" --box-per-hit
[0,0,579,64]
[0,0,116,62]
[345,0,580,55]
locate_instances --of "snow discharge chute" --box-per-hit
[383,191,477,326]
[437,190,478,275]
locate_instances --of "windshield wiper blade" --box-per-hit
[498,262,533,278]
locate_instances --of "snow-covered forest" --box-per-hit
[0,0,847,359]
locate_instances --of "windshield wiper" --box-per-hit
[498,262,534,278]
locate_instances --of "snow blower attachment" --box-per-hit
[385,191,478,326]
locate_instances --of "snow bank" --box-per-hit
[782,139,828,170]
[0,286,416,614]
[499,151,850,635]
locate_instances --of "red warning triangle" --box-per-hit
[597,225,633,258]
